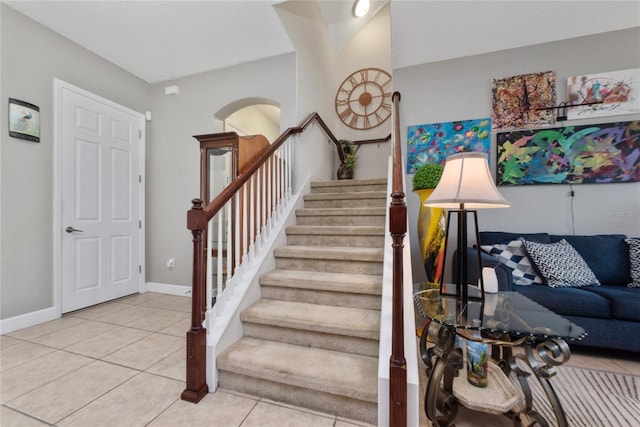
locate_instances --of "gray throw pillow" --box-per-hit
[481,238,543,286]
[522,239,600,288]
[625,238,640,288]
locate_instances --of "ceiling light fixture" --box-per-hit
[353,0,370,18]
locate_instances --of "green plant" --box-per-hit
[337,139,358,170]
[412,163,444,190]
[337,139,356,160]
[342,153,357,170]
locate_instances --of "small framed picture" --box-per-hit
[9,98,40,142]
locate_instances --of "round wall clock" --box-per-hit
[335,67,392,130]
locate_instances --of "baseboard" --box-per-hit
[146,282,192,297]
[0,284,190,335]
[0,306,59,335]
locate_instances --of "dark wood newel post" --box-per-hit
[389,92,407,426]
[181,198,209,403]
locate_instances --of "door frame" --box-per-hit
[53,79,146,317]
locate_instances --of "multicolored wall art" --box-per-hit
[567,68,640,119]
[406,118,491,173]
[491,71,557,130]
[496,121,640,186]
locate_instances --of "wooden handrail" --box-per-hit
[355,134,391,145]
[182,111,391,404]
[192,114,389,226]
[389,91,407,426]
[192,113,333,225]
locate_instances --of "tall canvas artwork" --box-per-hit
[406,118,491,173]
[491,71,557,130]
[496,121,640,186]
[567,68,640,119]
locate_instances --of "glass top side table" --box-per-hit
[415,286,587,427]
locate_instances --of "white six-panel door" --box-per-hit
[57,81,144,313]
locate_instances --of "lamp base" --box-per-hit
[438,209,485,303]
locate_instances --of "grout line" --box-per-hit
[237,398,260,426]
[53,370,146,426]
[0,403,53,426]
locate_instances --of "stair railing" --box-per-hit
[389,91,408,426]
[182,112,390,403]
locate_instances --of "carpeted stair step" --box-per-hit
[260,269,382,309]
[217,337,378,424]
[240,299,380,357]
[295,207,386,226]
[285,225,385,247]
[310,178,387,194]
[274,245,384,275]
[303,190,387,208]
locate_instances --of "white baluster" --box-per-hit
[234,193,241,275]
[255,170,262,252]
[226,200,232,286]
[242,182,249,265]
[216,210,223,301]
[248,176,256,261]
[206,219,213,311]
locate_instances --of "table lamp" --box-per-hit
[423,152,510,302]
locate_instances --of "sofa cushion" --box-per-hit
[626,238,640,288]
[480,239,544,286]
[523,239,600,288]
[551,234,631,286]
[581,286,640,322]
[479,232,550,246]
[514,285,611,319]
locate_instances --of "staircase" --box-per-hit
[217,178,387,424]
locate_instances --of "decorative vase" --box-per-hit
[337,164,353,180]
[414,189,447,284]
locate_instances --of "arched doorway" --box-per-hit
[225,104,280,142]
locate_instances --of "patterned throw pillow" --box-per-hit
[625,238,640,288]
[522,239,600,288]
[481,239,544,286]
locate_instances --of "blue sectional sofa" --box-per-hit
[465,231,640,353]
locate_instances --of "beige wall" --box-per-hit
[146,54,297,287]
[394,27,640,283]
[334,4,393,180]
[1,2,395,316]
[0,5,150,320]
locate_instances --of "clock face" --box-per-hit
[335,68,392,130]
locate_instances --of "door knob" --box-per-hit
[65,226,84,233]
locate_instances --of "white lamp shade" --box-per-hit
[424,152,510,209]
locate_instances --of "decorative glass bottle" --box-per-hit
[466,319,489,388]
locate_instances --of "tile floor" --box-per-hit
[2,292,638,427]
[1,292,372,427]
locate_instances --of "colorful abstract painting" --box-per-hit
[567,68,640,119]
[496,121,640,186]
[491,71,557,130]
[407,118,491,173]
